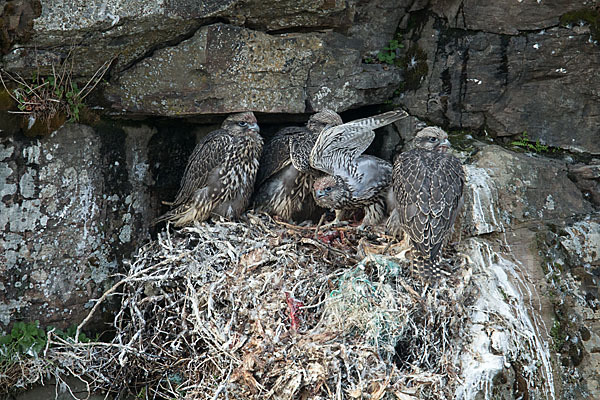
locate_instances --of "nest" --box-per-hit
[3,214,476,399]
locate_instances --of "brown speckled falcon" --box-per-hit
[309,109,408,227]
[253,109,342,222]
[156,112,263,227]
[387,126,465,279]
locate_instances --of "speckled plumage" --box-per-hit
[387,126,465,279]
[253,109,342,221]
[309,109,408,227]
[156,112,263,226]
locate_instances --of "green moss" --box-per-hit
[0,89,16,110]
[560,8,600,42]
[402,45,428,91]
[447,129,478,152]
[550,319,566,352]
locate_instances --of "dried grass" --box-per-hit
[2,214,475,399]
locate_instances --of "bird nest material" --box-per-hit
[4,214,476,399]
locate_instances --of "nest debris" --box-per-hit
[3,213,476,399]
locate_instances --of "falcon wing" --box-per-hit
[348,156,393,201]
[172,129,232,207]
[309,109,408,176]
[256,126,306,186]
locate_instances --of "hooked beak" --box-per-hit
[438,138,451,152]
[315,189,326,198]
[248,123,260,133]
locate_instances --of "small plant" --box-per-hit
[511,131,550,153]
[0,321,47,357]
[0,321,90,361]
[376,35,404,65]
[0,51,113,131]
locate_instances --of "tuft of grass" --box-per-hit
[0,51,113,133]
[550,319,566,352]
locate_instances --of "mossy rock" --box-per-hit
[560,8,600,42]
[0,89,16,110]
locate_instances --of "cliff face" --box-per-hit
[0,1,599,398]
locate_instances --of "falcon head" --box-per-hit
[307,109,343,134]
[222,112,260,136]
[313,175,344,209]
[412,126,451,152]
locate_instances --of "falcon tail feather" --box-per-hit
[412,253,451,281]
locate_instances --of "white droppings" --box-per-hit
[23,142,41,164]
[456,239,556,400]
[544,194,555,210]
[467,78,482,85]
[314,86,332,102]
[464,165,503,235]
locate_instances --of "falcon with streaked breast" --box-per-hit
[253,109,342,222]
[387,126,465,279]
[155,112,263,227]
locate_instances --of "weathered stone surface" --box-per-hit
[432,0,586,34]
[1,0,359,76]
[0,0,41,55]
[221,0,355,32]
[0,123,154,331]
[471,145,593,226]
[569,161,600,206]
[397,9,600,154]
[106,23,400,115]
[0,1,404,118]
[539,217,600,399]
[348,0,409,53]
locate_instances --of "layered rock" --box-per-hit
[398,3,600,154]
[1,0,401,116]
[106,23,400,115]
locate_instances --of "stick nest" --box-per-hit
[3,214,476,399]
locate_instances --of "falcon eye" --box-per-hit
[428,137,437,142]
[237,121,248,127]
[325,187,332,192]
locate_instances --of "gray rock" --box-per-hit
[569,162,600,206]
[3,0,358,76]
[106,23,401,115]
[432,0,585,34]
[470,145,593,227]
[0,123,153,331]
[348,0,409,53]
[397,11,600,154]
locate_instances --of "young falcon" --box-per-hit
[309,109,409,228]
[155,112,263,227]
[253,109,343,222]
[387,126,465,279]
